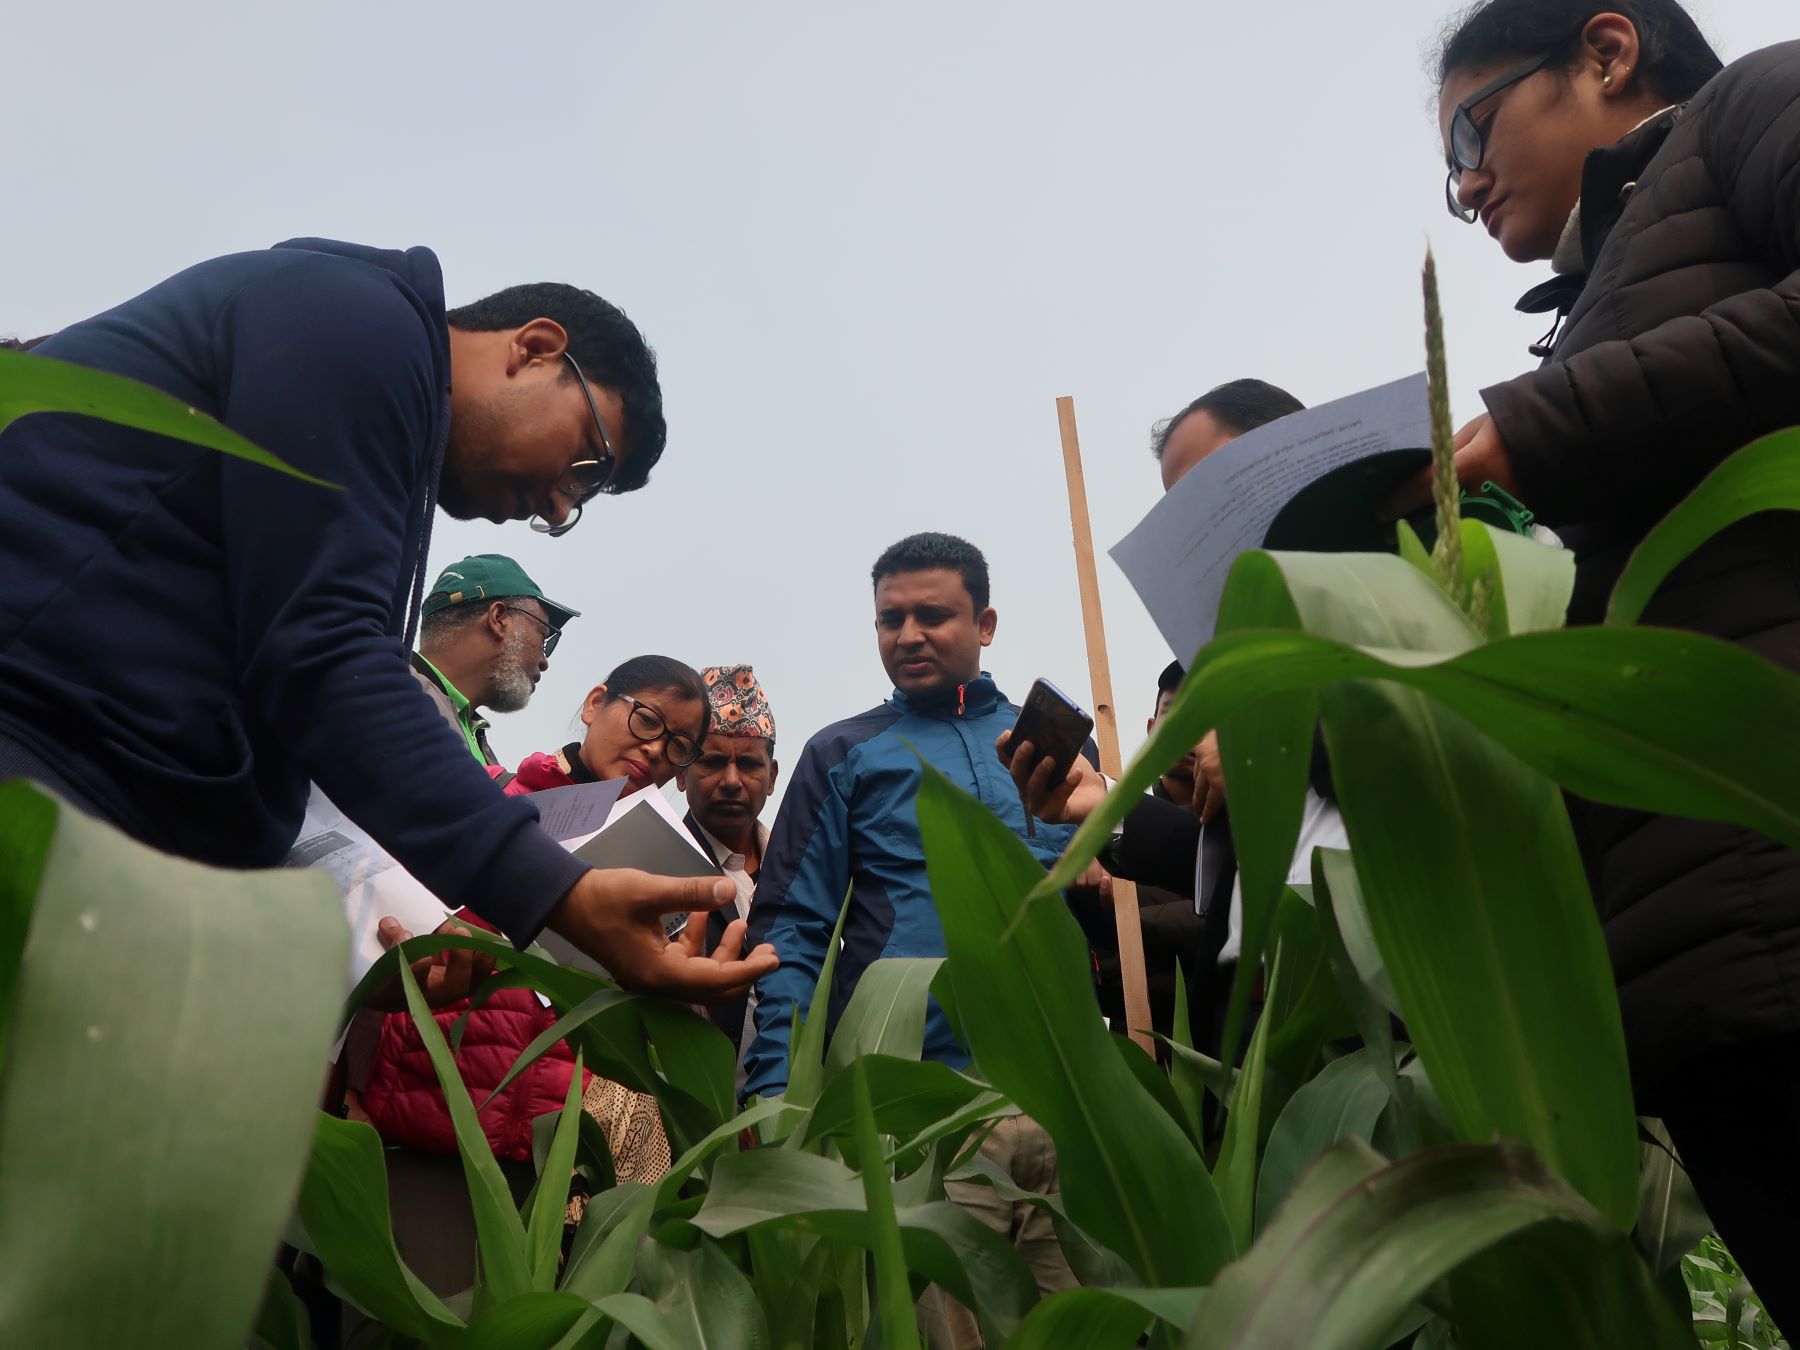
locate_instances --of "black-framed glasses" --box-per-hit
[502,604,561,656]
[1444,45,1567,222]
[614,693,703,768]
[531,352,620,538]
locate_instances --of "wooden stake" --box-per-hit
[1055,395,1155,1055]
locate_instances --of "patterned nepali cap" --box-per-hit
[702,665,776,742]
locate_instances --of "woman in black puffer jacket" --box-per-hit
[1424,0,1800,1318]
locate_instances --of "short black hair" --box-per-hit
[446,284,666,494]
[871,532,990,612]
[602,655,706,706]
[1434,1,1721,105]
[1151,379,1305,460]
[1157,660,1185,698]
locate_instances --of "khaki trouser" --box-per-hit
[932,1115,1077,1348]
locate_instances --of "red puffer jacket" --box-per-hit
[359,750,592,1161]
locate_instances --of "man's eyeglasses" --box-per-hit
[614,693,703,768]
[1444,45,1567,222]
[502,605,561,656]
[531,351,620,538]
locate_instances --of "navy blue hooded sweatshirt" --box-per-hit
[0,239,588,941]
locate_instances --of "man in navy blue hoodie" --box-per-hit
[0,238,774,1001]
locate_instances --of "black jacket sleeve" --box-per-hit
[214,258,586,943]
[1103,795,1202,897]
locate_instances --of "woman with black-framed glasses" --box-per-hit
[1420,0,1800,1319]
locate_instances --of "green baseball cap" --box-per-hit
[420,554,581,630]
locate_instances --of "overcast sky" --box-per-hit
[7,1,1791,815]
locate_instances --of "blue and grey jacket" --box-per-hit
[741,673,1081,1098]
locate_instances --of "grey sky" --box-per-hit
[8,1,1790,814]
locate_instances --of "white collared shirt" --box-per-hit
[695,820,770,921]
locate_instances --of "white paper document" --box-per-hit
[285,777,625,1004]
[1110,372,1431,660]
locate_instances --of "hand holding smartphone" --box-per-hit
[1008,679,1094,779]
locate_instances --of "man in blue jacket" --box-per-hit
[743,531,1080,1337]
[0,239,774,1002]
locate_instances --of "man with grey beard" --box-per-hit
[413,554,579,764]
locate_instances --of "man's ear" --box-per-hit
[977,606,998,648]
[675,768,689,791]
[507,317,570,376]
[485,600,511,643]
[768,758,781,798]
[1146,717,1156,737]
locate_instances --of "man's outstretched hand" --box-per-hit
[549,868,779,1001]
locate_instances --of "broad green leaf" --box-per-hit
[561,1182,652,1297]
[564,1292,690,1350]
[0,348,335,485]
[916,766,1234,1285]
[463,1292,591,1349]
[1311,850,1399,1016]
[1112,1031,1203,1153]
[824,956,943,1073]
[1320,678,1637,1225]
[525,1050,588,1287]
[660,1098,803,1198]
[398,957,535,1301]
[887,1089,1017,1174]
[1255,1049,1395,1234]
[1186,1138,1691,1349]
[1608,427,1800,626]
[695,1147,1039,1343]
[0,785,347,1350]
[787,884,855,1111]
[298,1114,463,1344]
[1046,575,1800,895]
[1000,1286,1207,1349]
[806,1054,990,1146]
[1479,524,1575,636]
[640,1238,773,1350]
[855,1057,923,1350]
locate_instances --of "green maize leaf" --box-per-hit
[855,1057,923,1350]
[1477,522,1576,637]
[561,1185,659,1301]
[525,1050,587,1287]
[1113,1032,1203,1152]
[787,883,855,1112]
[1309,857,1411,1155]
[1210,560,1322,1078]
[463,1292,592,1349]
[999,1285,1208,1350]
[886,1089,1017,1174]
[1608,427,1800,626]
[0,784,347,1350]
[1212,930,1281,1251]
[561,1181,651,1295]
[1259,887,1353,1140]
[398,957,535,1302]
[694,1147,1039,1343]
[824,956,943,1073]
[298,1114,463,1344]
[249,1270,315,1350]
[1255,1049,1396,1235]
[1187,1138,1691,1350]
[1044,560,1800,897]
[640,1237,773,1350]
[1634,1120,1712,1277]
[916,764,1235,1285]
[477,986,642,1107]
[0,348,336,486]
[1319,675,1639,1225]
[660,1098,802,1197]
[1155,1035,1237,1106]
[562,1292,690,1350]
[1165,961,1209,1139]
[806,1054,991,1146]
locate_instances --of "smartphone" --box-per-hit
[1009,679,1095,779]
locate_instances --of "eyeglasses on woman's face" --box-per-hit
[531,352,621,538]
[1444,46,1565,222]
[613,693,703,768]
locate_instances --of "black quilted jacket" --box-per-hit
[1482,41,1800,1106]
